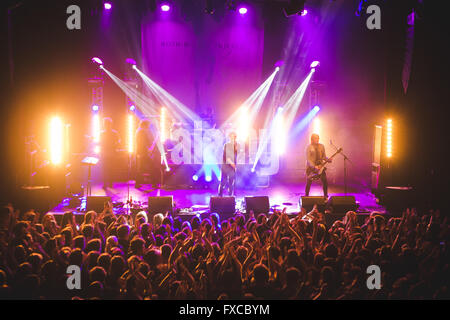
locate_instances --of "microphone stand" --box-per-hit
[330,140,353,195]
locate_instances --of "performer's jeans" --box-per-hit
[305,169,328,198]
[218,164,236,197]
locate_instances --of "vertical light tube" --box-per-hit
[386,118,392,158]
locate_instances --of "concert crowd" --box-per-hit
[0,202,448,299]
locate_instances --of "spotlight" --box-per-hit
[205,176,212,182]
[310,61,320,68]
[104,2,112,10]
[165,167,171,172]
[274,60,284,68]
[92,105,99,112]
[275,66,280,72]
[126,58,137,66]
[92,57,103,65]
[313,105,320,112]
[251,168,255,173]
[129,105,136,111]
[161,3,170,12]
[192,175,199,181]
[301,9,308,16]
[132,65,137,70]
[238,7,248,15]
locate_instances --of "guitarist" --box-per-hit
[305,133,331,199]
[135,119,160,189]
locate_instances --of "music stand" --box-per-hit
[82,156,99,197]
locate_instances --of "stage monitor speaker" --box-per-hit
[210,197,236,215]
[380,187,415,216]
[245,196,270,214]
[86,196,111,213]
[300,196,326,212]
[148,196,173,215]
[329,196,357,213]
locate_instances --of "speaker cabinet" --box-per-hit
[329,196,357,213]
[210,197,236,215]
[300,196,326,212]
[19,186,52,214]
[86,196,112,213]
[245,196,270,214]
[148,196,173,215]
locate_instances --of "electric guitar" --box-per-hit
[307,148,342,180]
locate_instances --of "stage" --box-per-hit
[48,180,386,222]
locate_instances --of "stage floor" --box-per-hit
[50,180,385,216]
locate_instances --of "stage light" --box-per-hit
[104,2,112,10]
[92,57,103,65]
[126,58,137,66]
[161,4,170,12]
[128,114,134,153]
[386,118,393,158]
[275,66,280,72]
[129,105,136,111]
[50,117,63,165]
[192,175,199,181]
[310,61,320,68]
[205,176,212,182]
[165,167,171,172]
[92,105,99,112]
[313,105,320,112]
[238,7,248,15]
[301,9,308,16]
